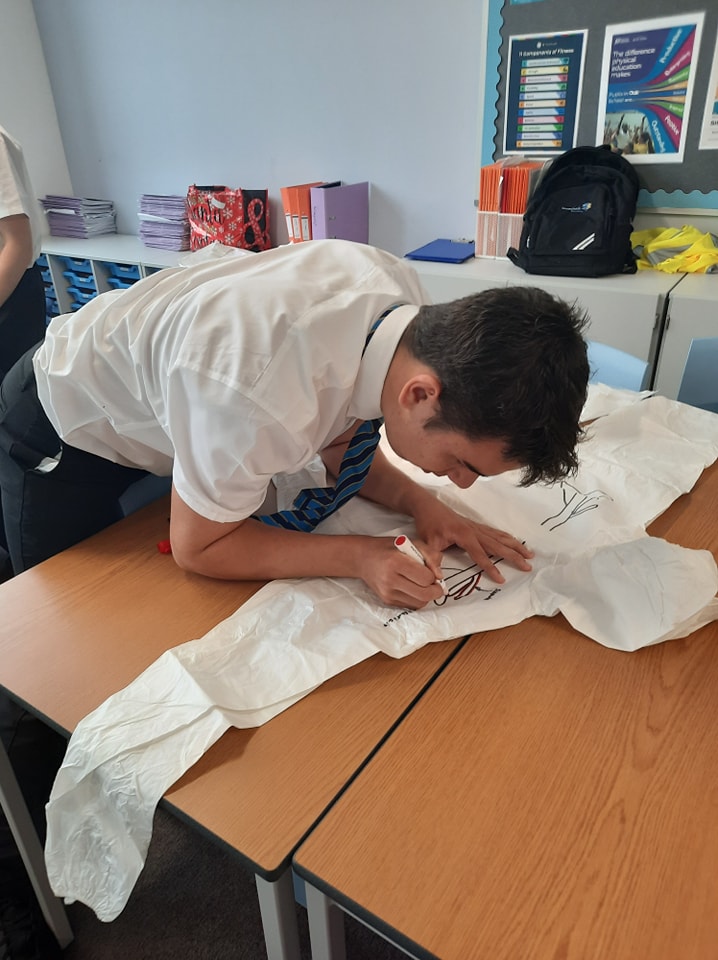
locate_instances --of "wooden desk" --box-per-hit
[0,497,465,960]
[294,460,718,960]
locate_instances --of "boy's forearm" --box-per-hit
[169,453,436,584]
[171,508,371,582]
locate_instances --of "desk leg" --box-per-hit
[255,869,302,960]
[0,742,73,949]
[304,883,346,960]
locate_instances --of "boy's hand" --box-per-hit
[356,537,446,610]
[413,497,533,585]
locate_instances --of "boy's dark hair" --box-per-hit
[401,285,589,486]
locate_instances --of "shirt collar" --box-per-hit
[349,304,419,420]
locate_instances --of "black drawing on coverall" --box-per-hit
[540,481,612,532]
[433,556,505,606]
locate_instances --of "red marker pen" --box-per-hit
[393,534,448,596]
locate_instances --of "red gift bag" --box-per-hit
[186,184,271,252]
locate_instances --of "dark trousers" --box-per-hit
[0,264,46,385]
[0,348,151,911]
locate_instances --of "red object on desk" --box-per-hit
[156,539,172,555]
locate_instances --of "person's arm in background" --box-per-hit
[0,213,33,306]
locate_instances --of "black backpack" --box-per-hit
[507,145,640,278]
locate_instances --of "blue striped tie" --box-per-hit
[255,307,400,532]
[256,416,383,531]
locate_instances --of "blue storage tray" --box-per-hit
[63,270,96,290]
[41,268,53,284]
[36,254,49,268]
[57,255,92,272]
[104,261,141,281]
[107,276,137,290]
[67,286,98,305]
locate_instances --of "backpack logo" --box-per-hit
[561,202,592,213]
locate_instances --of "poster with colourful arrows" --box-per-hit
[596,14,705,164]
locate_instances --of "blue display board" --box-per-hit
[483,0,718,211]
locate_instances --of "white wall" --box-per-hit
[0,0,72,213]
[30,0,489,257]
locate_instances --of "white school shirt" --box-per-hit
[0,126,44,266]
[34,239,428,523]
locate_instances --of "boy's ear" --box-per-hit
[397,372,442,412]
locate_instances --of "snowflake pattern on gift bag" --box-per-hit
[186,184,270,251]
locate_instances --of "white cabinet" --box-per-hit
[653,275,717,400]
[410,257,683,386]
[408,258,511,303]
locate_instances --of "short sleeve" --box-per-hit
[165,364,311,523]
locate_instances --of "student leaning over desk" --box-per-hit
[0,238,589,601]
[0,238,588,957]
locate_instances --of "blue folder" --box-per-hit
[405,238,475,263]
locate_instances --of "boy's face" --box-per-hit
[381,362,524,488]
[386,420,522,489]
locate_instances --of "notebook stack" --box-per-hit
[138,194,190,250]
[40,195,117,238]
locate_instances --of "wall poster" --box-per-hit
[596,14,705,163]
[699,36,718,150]
[504,30,587,155]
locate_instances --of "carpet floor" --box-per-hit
[60,805,409,959]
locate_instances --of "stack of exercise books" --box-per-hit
[138,194,190,250]
[40,195,117,238]
[475,159,545,259]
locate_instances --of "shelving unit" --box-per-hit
[36,253,59,323]
[39,234,185,317]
